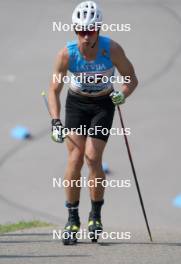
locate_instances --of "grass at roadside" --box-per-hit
[0,220,52,234]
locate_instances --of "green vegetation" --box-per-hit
[0,220,52,234]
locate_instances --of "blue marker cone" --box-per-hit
[102,162,110,174]
[173,194,181,208]
[11,126,31,140]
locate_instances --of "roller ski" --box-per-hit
[62,201,80,245]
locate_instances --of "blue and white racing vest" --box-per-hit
[67,35,115,95]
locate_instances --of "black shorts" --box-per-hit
[65,89,115,142]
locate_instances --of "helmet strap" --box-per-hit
[91,29,100,48]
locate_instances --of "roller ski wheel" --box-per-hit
[88,217,103,243]
[62,224,80,245]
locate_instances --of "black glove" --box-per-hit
[51,119,66,143]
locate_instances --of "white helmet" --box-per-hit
[72,1,103,30]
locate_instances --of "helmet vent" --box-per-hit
[91,12,94,18]
[72,2,103,27]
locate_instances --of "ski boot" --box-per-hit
[88,200,104,243]
[62,201,80,245]
[88,212,103,243]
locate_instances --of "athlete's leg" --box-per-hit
[85,137,107,201]
[64,134,86,204]
[85,137,107,240]
[61,134,86,245]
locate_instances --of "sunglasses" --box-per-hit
[76,29,97,37]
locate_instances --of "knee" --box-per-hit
[85,154,101,170]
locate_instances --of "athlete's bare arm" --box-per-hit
[48,47,69,119]
[111,40,138,98]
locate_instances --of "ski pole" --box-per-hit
[41,91,51,116]
[117,105,153,242]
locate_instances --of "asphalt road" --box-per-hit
[0,0,181,263]
[0,227,181,264]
